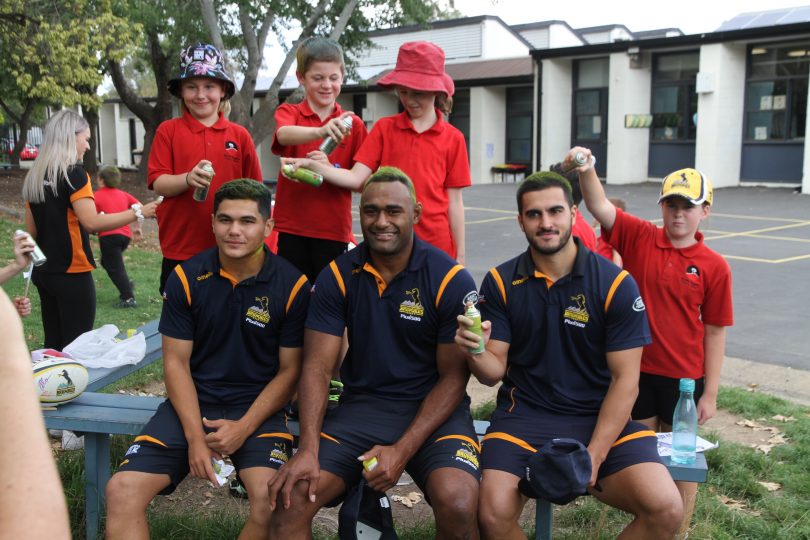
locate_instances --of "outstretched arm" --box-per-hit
[571,147,617,231]
[276,112,354,147]
[281,157,372,191]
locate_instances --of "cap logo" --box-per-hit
[674,172,690,187]
[193,49,205,61]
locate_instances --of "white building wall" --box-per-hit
[481,19,530,58]
[469,86,506,184]
[549,24,585,48]
[606,52,652,184]
[99,103,117,166]
[539,58,573,170]
[694,42,746,188]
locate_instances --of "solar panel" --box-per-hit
[716,7,810,31]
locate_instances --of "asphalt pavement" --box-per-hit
[354,181,810,376]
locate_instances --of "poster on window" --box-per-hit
[754,126,768,140]
[773,95,786,110]
[760,95,773,110]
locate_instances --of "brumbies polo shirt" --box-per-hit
[160,246,309,405]
[306,237,478,401]
[479,241,651,416]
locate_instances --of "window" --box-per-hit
[745,42,809,142]
[506,86,533,164]
[651,52,699,141]
[574,59,609,141]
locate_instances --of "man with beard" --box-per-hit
[269,167,481,538]
[455,172,683,539]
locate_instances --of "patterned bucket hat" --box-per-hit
[168,43,235,99]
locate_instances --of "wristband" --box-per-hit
[131,203,145,223]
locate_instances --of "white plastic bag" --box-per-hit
[63,324,146,369]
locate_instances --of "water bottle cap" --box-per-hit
[679,378,695,392]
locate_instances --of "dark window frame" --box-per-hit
[650,51,699,143]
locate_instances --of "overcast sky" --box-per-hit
[453,0,810,34]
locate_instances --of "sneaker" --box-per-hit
[228,476,248,499]
[114,298,138,308]
[328,379,343,409]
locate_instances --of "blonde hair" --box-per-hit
[22,110,89,204]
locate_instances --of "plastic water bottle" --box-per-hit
[671,378,698,464]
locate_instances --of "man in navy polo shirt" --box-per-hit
[268,167,481,538]
[106,180,309,539]
[456,172,683,539]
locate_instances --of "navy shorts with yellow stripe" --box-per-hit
[117,400,292,495]
[318,393,481,495]
[481,405,661,480]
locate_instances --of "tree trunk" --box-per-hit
[83,107,100,174]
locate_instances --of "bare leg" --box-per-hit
[591,461,683,539]
[477,469,527,540]
[268,470,346,539]
[426,467,480,539]
[105,471,171,540]
[238,467,276,540]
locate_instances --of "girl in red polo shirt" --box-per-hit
[148,43,263,293]
[281,41,471,263]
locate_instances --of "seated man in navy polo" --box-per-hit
[105,180,309,539]
[268,167,481,538]
[455,172,684,539]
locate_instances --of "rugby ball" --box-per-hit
[33,358,88,404]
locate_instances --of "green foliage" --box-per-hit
[471,398,495,420]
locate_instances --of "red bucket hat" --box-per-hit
[377,41,454,97]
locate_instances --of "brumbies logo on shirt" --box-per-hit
[268,442,289,466]
[454,441,480,471]
[245,296,271,328]
[563,293,589,328]
[399,288,424,321]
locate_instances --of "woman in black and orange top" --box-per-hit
[22,110,161,349]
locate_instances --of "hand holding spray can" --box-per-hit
[282,164,323,187]
[14,229,46,266]
[318,115,353,155]
[464,301,485,354]
[192,163,215,202]
[563,152,596,172]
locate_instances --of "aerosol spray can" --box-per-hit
[563,152,596,172]
[14,229,47,266]
[282,164,323,187]
[464,301,485,354]
[193,163,215,202]
[318,116,354,155]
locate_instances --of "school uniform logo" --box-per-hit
[268,442,289,465]
[245,296,271,328]
[225,141,239,152]
[454,441,480,471]
[563,294,589,328]
[685,265,700,277]
[399,287,424,321]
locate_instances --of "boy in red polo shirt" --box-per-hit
[576,149,733,537]
[271,37,368,282]
[148,43,263,293]
[280,41,471,263]
[93,165,141,307]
